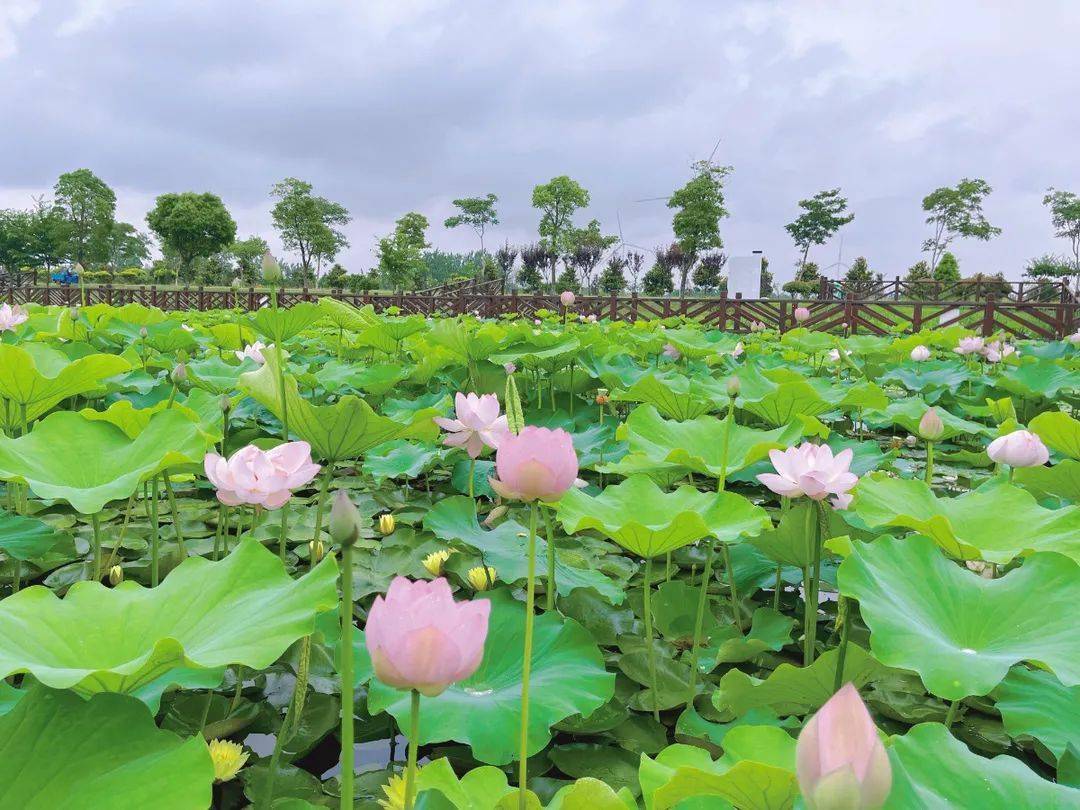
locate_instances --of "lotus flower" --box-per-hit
[730,341,744,358]
[489,425,579,502]
[208,739,249,783]
[981,341,1016,363]
[757,443,858,502]
[918,408,944,441]
[560,290,576,307]
[504,362,516,375]
[662,343,681,360]
[365,576,490,697]
[953,336,984,355]
[794,306,811,323]
[796,683,892,810]
[910,345,930,362]
[1070,330,1080,345]
[987,429,1049,468]
[434,392,510,459]
[204,442,320,509]
[827,348,851,363]
[831,492,853,511]
[0,303,28,332]
[235,341,267,364]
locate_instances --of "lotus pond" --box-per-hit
[0,298,1077,809]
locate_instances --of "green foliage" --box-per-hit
[532,175,590,280]
[785,188,854,270]
[517,244,548,292]
[1043,188,1080,278]
[598,255,627,294]
[53,168,116,266]
[444,193,499,253]
[642,256,674,296]
[377,211,430,290]
[270,177,350,282]
[933,251,960,282]
[844,255,872,284]
[229,235,270,284]
[668,160,732,294]
[691,252,725,293]
[922,178,1001,272]
[145,192,237,277]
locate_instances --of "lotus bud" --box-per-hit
[986,429,1050,468]
[504,362,516,375]
[329,489,362,546]
[904,435,917,448]
[560,290,576,307]
[68,306,79,321]
[918,408,944,442]
[308,539,325,563]
[423,549,452,576]
[467,565,497,591]
[108,565,124,586]
[262,250,282,283]
[139,326,148,338]
[219,394,231,413]
[595,388,609,405]
[170,363,187,384]
[910,345,931,362]
[726,376,741,397]
[208,739,249,783]
[794,306,810,323]
[482,504,509,526]
[378,513,396,535]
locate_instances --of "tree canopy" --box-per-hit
[669,160,732,295]
[146,192,237,278]
[532,176,589,281]
[921,178,1001,272]
[444,194,499,255]
[53,168,116,267]
[270,178,350,284]
[377,212,430,290]
[784,188,854,271]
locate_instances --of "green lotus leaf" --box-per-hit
[852,473,1080,563]
[0,686,213,809]
[402,757,534,809]
[362,440,443,483]
[372,313,430,343]
[317,297,378,331]
[995,667,1080,759]
[186,354,258,395]
[79,396,217,442]
[866,396,991,440]
[0,344,131,430]
[0,508,74,561]
[0,538,338,709]
[426,318,507,364]
[424,496,624,604]
[548,777,636,809]
[675,706,791,748]
[240,352,437,462]
[0,409,209,514]
[648,727,799,810]
[367,588,614,765]
[207,321,257,351]
[548,744,640,795]
[619,405,805,478]
[698,608,795,671]
[997,359,1080,400]
[739,378,833,426]
[749,500,850,568]
[1029,410,1080,460]
[611,372,713,420]
[317,361,408,397]
[1015,460,1080,503]
[639,744,723,810]
[712,645,885,717]
[885,722,1080,808]
[489,335,581,370]
[248,302,324,343]
[556,474,771,558]
[838,533,1080,699]
[594,452,691,488]
[879,360,971,395]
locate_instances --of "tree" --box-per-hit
[845,256,872,284]
[785,188,854,273]
[642,246,676,296]
[444,194,498,257]
[104,222,151,271]
[598,255,626,294]
[229,237,270,284]
[0,210,33,272]
[783,261,820,297]
[270,178,351,285]
[146,192,237,282]
[668,160,732,296]
[555,265,580,294]
[692,252,726,293]
[53,168,116,267]
[517,244,547,292]
[324,263,348,288]
[625,251,645,292]
[495,244,517,283]
[904,260,933,298]
[921,178,1001,272]
[422,250,482,285]
[1043,188,1080,289]
[376,212,429,291]
[1025,253,1073,280]
[759,256,775,297]
[567,219,617,291]
[933,251,960,283]
[532,176,589,283]
[24,197,71,271]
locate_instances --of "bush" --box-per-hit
[962,272,1012,299]
[641,260,674,296]
[555,266,580,295]
[934,252,960,283]
[782,279,818,296]
[345,273,377,293]
[324,263,348,288]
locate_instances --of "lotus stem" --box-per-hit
[773,563,782,611]
[90,512,103,581]
[468,457,475,501]
[943,698,961,730]
[11,560,19,593]
[274,342,290,439]
[161,471,187,559]
[339,540,355,809]
[643,555,660,723]
[404,689,421,809]
[518,502,539,809]
[150,476,161,587]
[542,505,556,611]
[925,440,934,485]
[722,542,742,633]
[278,500,290,563]
[833,596,850,693]
[102,494,136,572]
[312,467,333,546]
[686,542,714,709]
[264,634,312,809]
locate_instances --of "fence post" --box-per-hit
[609,292,617,320]
[818,276,829,300]
[778,298,787,334]
[198,285,205,310]
[630,291,639,322]
[912,303,923,332]
[981,296,995,337]
[718,291,728,330]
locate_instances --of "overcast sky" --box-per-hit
[1,0,1078,283]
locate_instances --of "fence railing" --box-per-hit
[3,284,1077,340]
[818,276,1075,303]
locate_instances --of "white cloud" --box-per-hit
[57,0,135,36]
[0,0,39,58]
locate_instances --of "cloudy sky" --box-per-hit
[1,0,1077,283]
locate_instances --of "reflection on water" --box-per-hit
[243,731,425,780]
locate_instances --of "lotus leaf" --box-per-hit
[995,667,1080,759]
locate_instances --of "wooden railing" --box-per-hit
[818,276,1075,303]
[3,284,1077,339]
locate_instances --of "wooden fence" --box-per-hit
[819,276,1075,303]
[3,284,1078,339]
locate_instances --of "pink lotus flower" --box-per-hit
[757,443,858,501]
[749,320,766,333]
[0,303,28,332]
[503,362,516,375]
[910,345,930,362]
[953,336,984,355]
[987,429,1049,468]
[797,683,892,810]
[204,441,321,509]
[365,576,490,697]
[827,348,851,363]
[434,393,510,459]
[831,492,853,510]
[235,341,267,364]
[560,290,576,307]
[918,408,944,441]
[730,341,744,358]
[794,306,811,324]
[981,341,1016,363]
[489,426,579,502]
[662,343,681,360]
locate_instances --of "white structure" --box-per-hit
[727,254,763,299]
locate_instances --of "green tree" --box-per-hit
[904,260,933,298]
[324,263,348,288]
[517,244,547,292]
[921,178,1001,272]
[104,222,151,272]
[53,168,116,267]
[25,197,71,271]
[759,256,774,297]
[668,160,732,296]
[532,176,589,283]
[270,178,350,285]
[229,236,270,284]
[784,188,854,273]
[933,251,960,283]
[691,252,725,293]
[0,210,33,272]
[642,247,675,296]
[567,219,617,290]
[422,249,482,284]
[1043,188,1080,289]
[444,194,498,258]
[377,212,429,291]
[146,192,237,282]
[845,256,872,284]
[597,255,626,294]
[782,261,821,297]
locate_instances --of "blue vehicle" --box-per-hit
[51,269,79,285]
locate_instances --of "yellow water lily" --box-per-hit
[378,772,407,809]
[423,549,452,576]
[208,739,249,783]
[467,565,497,591]
[379,513,396,535]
